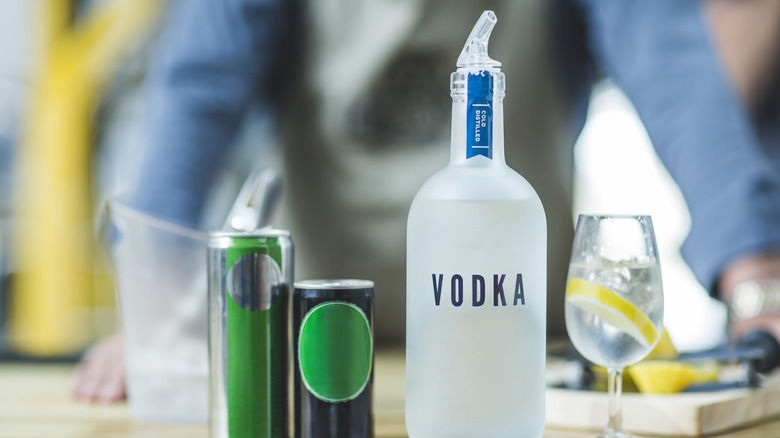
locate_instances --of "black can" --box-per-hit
[292,279,374,438]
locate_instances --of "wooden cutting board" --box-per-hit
[546,380,780,436]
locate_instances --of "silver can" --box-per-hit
[208,229,294,438]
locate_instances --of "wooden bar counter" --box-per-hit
[2,349,780,438]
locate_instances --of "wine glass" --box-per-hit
[564,215,664,438]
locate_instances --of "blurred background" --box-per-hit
[0,0,165,360]
[0,0,727,361]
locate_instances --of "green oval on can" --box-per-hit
[298,301,373,402]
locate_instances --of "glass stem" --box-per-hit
[606,367,624,434]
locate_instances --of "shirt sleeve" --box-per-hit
[131,0,291,228]
[575,0,780,295]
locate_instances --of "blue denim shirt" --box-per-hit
[576,0,780,294]
[134,0,780,296]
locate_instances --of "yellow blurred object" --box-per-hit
[646,326,678,360]
[628,360,721,394]
[628,361,696,394]
[9,0,161,356]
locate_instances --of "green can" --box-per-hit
[208,229,293,438]
[293,279,374,438]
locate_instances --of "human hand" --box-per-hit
[719,252,780,343]
[70,331,126,403]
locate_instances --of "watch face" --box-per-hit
[731,280,780,320]
[731,281,765,319]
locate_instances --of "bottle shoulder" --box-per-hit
[411,162,544,205]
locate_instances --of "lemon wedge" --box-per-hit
[628,361,697,394]
[566,277,659,348]
[591,360,720,394]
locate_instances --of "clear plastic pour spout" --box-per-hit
[456,10,501,69]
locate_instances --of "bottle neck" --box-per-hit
[449,69,506,166]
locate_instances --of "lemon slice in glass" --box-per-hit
[566,277,659,348]
[646,326,677,359]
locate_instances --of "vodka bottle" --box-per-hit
[405,11,547,437]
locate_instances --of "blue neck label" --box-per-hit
[466,72,493,159]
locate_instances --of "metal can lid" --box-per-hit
[294,279,374,290]
[209,227,291,238]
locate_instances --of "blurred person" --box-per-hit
[72,0,780,402]
[701,0,780,342]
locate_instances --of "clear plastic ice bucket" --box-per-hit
[108,200,209,422]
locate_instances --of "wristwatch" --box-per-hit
[729,279,780,320]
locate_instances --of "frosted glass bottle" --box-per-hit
[405,11,547,438]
